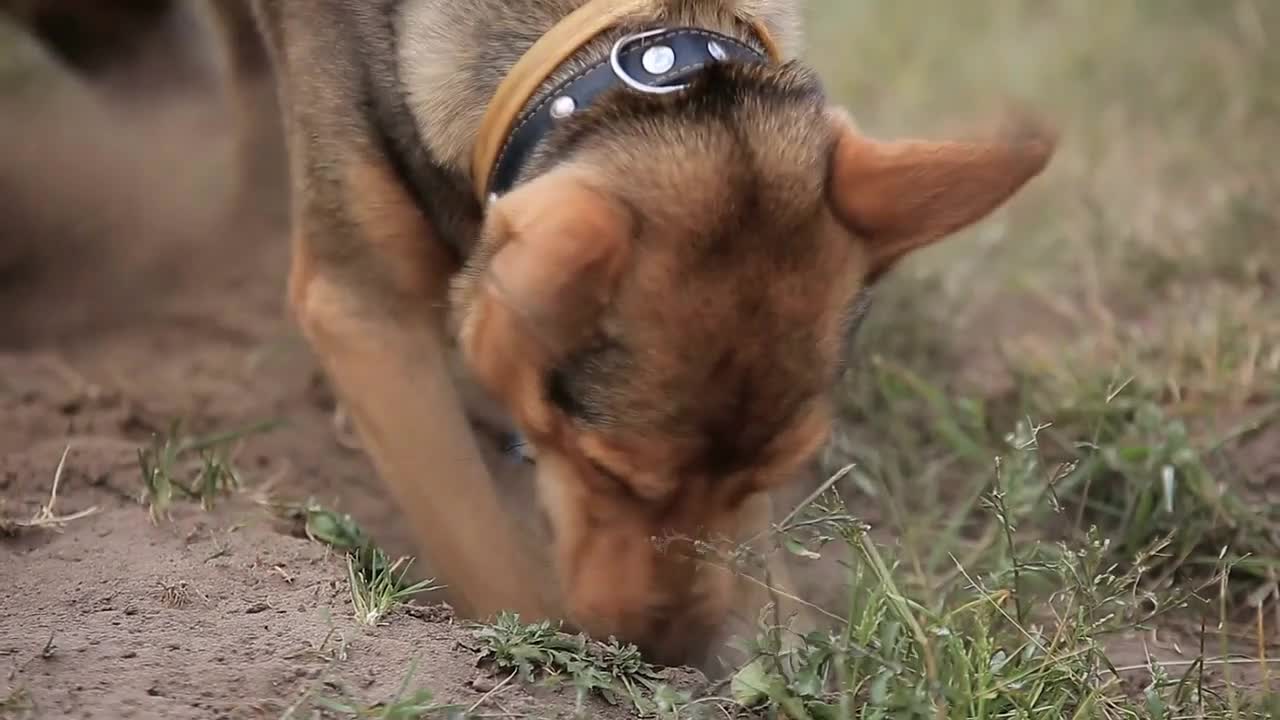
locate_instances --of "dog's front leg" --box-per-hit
[287,158,559,624]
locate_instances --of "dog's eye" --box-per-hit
[545,367,585,417]
[588,459,624,484]
[587,458,645,500]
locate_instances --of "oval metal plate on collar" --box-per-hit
[609,28,690,95]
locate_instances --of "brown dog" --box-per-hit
[248,0,1055,667]
[55,0,1054,667]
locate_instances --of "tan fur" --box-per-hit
[202,0,1056,668]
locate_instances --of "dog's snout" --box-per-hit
[566,563,736,667]
[573,598,723,668]
[639,614,719,668]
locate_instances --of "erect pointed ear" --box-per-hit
[825,108,1056,276]
[454,168,631,421]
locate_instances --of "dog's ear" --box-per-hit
[480,170,632,356]
[825,108,1056,276]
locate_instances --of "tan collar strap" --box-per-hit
[470,0,782,204]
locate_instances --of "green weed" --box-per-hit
[470,612,688,718]
[346,546,440,626]
[136,419,279,520]
[721,432,1273,719]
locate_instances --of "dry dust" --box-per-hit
[0,18,657,720]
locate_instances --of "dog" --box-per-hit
[252,0,1055,667]
[14,0,1056,668]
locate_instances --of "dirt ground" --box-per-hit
[0,16,666,719]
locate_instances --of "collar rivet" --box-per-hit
[550,95,577,118]
[707,40,727,61]
[641,44,676,74]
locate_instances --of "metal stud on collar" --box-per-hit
[609,28,690,95]
[641,44,676,74]
[550,95,577,118]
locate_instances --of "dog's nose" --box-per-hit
[626,600,729,668]
[637,621,716,668]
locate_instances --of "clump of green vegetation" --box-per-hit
[347,547,440,626]
[265,496,372,552]
[136,419,280,521]
[723,439,1273,719]
[836,354,1278,598]
[263,495,441,626]
[470,612,688,718]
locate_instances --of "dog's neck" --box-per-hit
[398,1,805,183]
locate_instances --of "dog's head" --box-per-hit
[452,62,1054,665]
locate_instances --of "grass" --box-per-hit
[271,497,373,552]
[719,450,1273,719]
[261,496,443,625]
[133,418,443,624]
[137,418,280,521]
[824,0,1277,619]
[346,547,441,626]
[469,612,686,718]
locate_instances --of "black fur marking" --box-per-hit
[545,366,587,418]
[350,0,481,257]
[545,335,631,424]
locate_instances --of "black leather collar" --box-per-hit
[486,26,770,200]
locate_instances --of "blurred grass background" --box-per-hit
[796,0,1278,592]
[744,3,1280,714]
